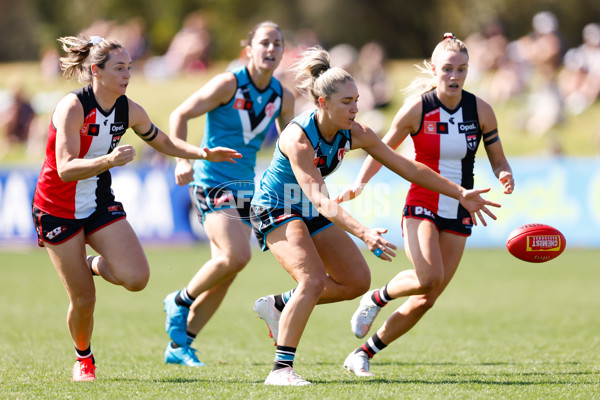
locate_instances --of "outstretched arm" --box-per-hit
[282,125,397,261]
[129,98,241,165]
[352,121,500,226]
[335,97,419,203]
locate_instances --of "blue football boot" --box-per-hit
[164,343,206,367]
[163,291,189,346]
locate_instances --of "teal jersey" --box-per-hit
[192,66,283,193]
[252,110,352,218]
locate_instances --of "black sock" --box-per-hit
[274,289,294,312]
[86,256,98,276]
[175,287,195,308]
[75,345,94,364]
[273,294,286,312]
[273,345,296,370]
[371,285,391,307]
[359,333,388,359]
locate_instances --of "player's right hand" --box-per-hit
[174,158,194,186]
[108,145,136,167]
[362,227,397,262]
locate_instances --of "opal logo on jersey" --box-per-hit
[458,121,479,134]
[110,122,126,135]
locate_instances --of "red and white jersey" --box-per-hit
[33,85,129,219]
[406,89,482,219]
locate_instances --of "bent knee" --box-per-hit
[124,275,149,291]
[123,268,150,291]
[302,275,327,298]
[217,252,251,274]
[409,295,437,312]
[344,278,371,300]
[418,275,443,294]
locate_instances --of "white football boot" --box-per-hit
[253,295,281,344]
[343,350,374,377]
[264,367,311,386]
[350,290,382,338]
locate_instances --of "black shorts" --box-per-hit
[403,205,472,236]
[190,185,252,226]
[32,201,127,247]
[250,205,334,251]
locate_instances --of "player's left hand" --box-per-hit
[202,146,242,163]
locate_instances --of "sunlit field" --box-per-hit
[0,246,598,399]
[1,56,599,399]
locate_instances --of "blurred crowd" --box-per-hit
[1,10,599,161]
[465,12,600,154]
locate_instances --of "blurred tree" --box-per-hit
[0,1,38,60]
[1,0,600,61]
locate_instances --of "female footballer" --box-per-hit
[32,35,240,381]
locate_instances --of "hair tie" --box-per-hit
[89,36,104,46]
[443,32,456,40]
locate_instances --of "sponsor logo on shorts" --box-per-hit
[107,205,123,213]
[46,226,67,240]
[207,180,261,220]
[213,192,235,207]
[414,206,435,217]
[274,213,300,223]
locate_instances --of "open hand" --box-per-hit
[459,187,501,226]
[202,146,242,163]
[362,227,397,262]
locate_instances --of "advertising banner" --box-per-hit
[1,156,598,249]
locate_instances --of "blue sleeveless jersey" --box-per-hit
[192,66,283,193]
[252,110,352,218]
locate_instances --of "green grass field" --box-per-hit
[0,246,598,399]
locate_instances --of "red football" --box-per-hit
[506,223,566,263]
